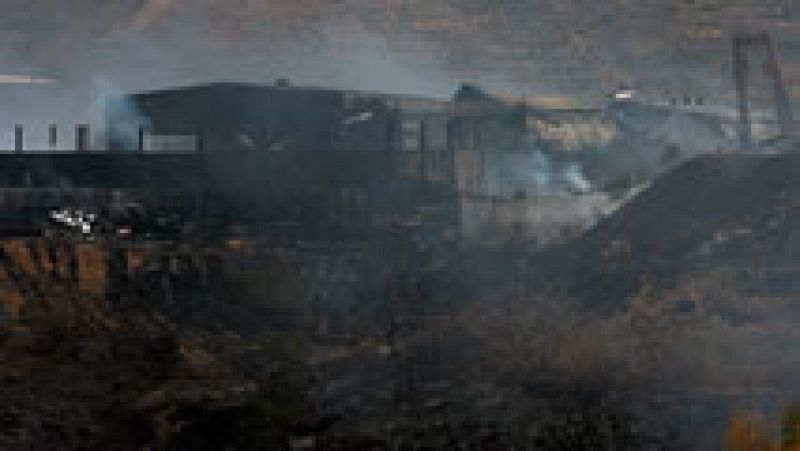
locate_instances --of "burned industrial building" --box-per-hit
[105,82,640,240]
[0,83,597,242]
[0,66,783,308]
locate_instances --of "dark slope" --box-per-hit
[536,153,800,307]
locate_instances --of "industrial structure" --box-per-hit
[0,73,790,341]
[0,80,745,247]
[732,31,795,150]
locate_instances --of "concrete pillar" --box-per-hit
[138,126,145,152]
[49,124,57,148]
[76,124,90,151]
[14,125,23,152]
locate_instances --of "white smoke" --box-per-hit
[560,163,592,193]
[97,76,152,150]
[482,150,594,197]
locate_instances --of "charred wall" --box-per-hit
[0,153,206,237]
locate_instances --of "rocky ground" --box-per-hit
[0,289,312,449]
[0,273,683,449]
[1,253,798,449]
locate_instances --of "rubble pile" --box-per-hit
[536,153,800,309]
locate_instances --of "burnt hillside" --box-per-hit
[536,152,800,308]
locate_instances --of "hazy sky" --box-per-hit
[0,0,795,138]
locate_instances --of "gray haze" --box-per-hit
[0,0,797,146]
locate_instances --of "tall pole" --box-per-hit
[733,35,753,151]
[764,36,794,138]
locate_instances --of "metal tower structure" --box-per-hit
[732,32,794,151]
